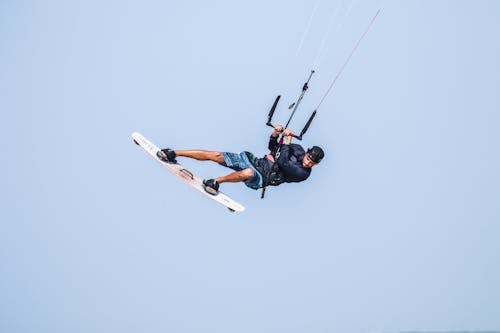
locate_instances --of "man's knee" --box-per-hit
[211,151,224,163]
[241,168,254,179]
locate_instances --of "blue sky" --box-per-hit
[1,1,499,332]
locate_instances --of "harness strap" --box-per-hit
[261,154,278,199]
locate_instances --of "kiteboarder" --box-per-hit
[157,124,324,195]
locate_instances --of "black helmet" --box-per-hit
[307,146,324,163]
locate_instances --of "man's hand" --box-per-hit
[271,124,294,143]
[272,124,284,137]
[283,128,295,144]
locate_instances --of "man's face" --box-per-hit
[302,153,317,168]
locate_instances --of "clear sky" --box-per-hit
[1,1,499,332]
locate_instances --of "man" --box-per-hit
[157,124,324,195]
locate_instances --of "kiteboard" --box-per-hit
[132,132,245,213]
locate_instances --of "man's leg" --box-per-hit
[203,168,254,195]
[174,150,225,164]
[215,168,254,184]
[164,150,255,194]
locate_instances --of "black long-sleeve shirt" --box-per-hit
[252,136,311,186]
[275,143,311,183]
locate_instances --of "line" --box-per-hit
[316,8,381,109]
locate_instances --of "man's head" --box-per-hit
[302,146,324,168]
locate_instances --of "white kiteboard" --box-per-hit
[132,132,245,213]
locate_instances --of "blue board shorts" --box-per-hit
[220,151,263,190]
